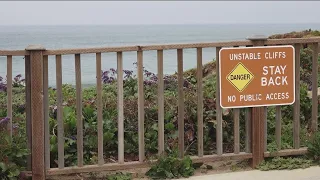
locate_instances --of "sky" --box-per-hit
[0,1,319,25]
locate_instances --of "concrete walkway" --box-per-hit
[182,166,320,180]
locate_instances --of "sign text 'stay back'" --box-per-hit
[219,46,295,108]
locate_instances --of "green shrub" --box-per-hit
[146,151,195,179]
[0,126,29,180]
[257,157,312,171]
[107,172,132,180]
[306,131,320,164]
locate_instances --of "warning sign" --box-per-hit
[227,63,254,92]
[219,45,295,108]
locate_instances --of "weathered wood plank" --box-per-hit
[216,47,223,155]
[234,109,240,154]
[96,53,104,165]
[311,43,319,132]
[276,106,281,150]
[43,55,50,169]
[117,52,124,164]
[157,50,165,156]
[137,50,145,162]
[177,49,184,158]
[25,55,32,171]
[197,48,204,157]
[75,54,83,167]
[245,108,252,153]
[56,55,64,169]
[293,44,301,149]
[6,55,12,137]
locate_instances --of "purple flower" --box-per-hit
[0,84,6,92]
[70,136,77,140]
[13,124,19,129]
[183,80,190,88]
[0,117,10,125]
[124,70,133,79]
[145,72,153,77]
[150,76,158,82]
[0,76,3,82]
[144,80,155,86]
[110,68,116,74]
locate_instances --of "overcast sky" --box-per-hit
[0,1,319,25]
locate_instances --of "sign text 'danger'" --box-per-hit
[219,46,295,108]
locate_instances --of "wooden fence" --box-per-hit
[0,37,320,179]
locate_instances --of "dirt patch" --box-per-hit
[47,159,252,180]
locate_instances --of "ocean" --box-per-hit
[0,24,320,86]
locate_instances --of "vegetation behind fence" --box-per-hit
[0,35,320,179]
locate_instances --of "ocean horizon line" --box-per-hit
[1,23,320,27]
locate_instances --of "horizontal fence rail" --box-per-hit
[0,37,319,178]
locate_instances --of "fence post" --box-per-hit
[246,35,268,168]
[25,45,46,180]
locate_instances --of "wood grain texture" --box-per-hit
[234,109,240,154]
[56,55,64,169]
[6,55,12,137]
[75,54,83,167]
[30,50,45,179]
[96,53,104,165]
[311,43,319,132]
[43,55,50,169]
[216,47,223,156]
[117,52,124,164]
[157,50,165,156]
[137,50,145,162]
[293,44,301,149]
[177,49,185,158]
[276,106,281,149]
[245,108,252,153]
[197,48,204,157]
[25,55,32,171]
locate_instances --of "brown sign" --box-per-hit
[219,45,295,108]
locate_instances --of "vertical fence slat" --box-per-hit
[25,55,32,171]
[293,44,301,149]
[197,48,204,157]
[75,54,83,167]
[216,47,223,155]
[157,50,165,156]
[43,55,50,169]
[234,109,240,154]
[117,52,124,164]
[232,46,240,154]
[96,53,104,165]
[245,45,252,153]
[275,106,281,149]
[177,49,184,158]
[264,107,268,152]
[245,108,251,153]
[7,55,12,137]
[137,50,145,162]
[56,55,64,168]
[312,43,319,133]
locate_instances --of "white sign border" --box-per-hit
[219,45,295,109]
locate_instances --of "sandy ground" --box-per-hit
[182,166,320,180]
